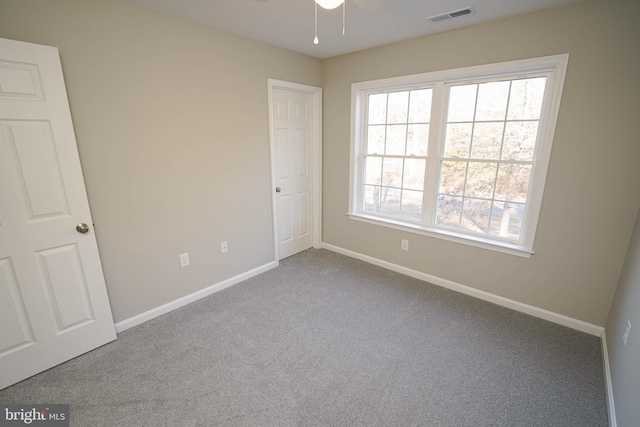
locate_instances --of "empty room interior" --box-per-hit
[0,0,638,425]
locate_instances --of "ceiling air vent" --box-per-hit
[426,7,476,23]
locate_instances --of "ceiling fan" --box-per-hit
[313,0,384,44]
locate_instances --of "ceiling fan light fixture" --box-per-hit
[315,0,345,10]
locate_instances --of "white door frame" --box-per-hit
[267,79,322,261]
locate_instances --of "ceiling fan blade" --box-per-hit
[352,0,385,12]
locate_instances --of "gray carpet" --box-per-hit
[0,249,608,426]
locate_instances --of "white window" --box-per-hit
[349,55,569,257]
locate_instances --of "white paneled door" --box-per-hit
[272,88,317,259]
[0,38,116,390]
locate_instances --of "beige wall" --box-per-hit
[1,0,638,330]
[322,0,640,326]
[0,0,322,322]
[606,206,640,425]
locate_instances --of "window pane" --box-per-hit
[401,189,423,221]
[385,125,407,155]
[507,77,546,120]
[364,185,381,212]
[439,161,466,196]
[489,201,525,240]
[475,81,510,121]
[367,125,385,154]
[436,195,462,227]
[403,158,425,190]
[495,164,531,202]
[438,76,548,243]
[447,84,477,122]
[407,124,429,156]
[382,157,403,187]
[470,122,504,160]
[444,123,472,158]
[368,93,387,125]
[408,89,432,123]
[387,91,409,124]
[464,162,497,198]
[366,89,431,222]
[461,198,491,233]
[502,121,538,161]
[364,156,382,185]
[380,188,401,216]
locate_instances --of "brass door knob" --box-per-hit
[76,223,89,233]
[276,187,281,192]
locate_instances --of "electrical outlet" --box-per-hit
[623,320,632,346]
[401,239,409,251]
[221,241,228,254]
[179,252,190,268]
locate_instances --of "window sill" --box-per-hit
[347,212,534,258]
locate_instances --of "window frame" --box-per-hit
[348,54,569,258]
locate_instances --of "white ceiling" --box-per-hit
[117,0,582,59]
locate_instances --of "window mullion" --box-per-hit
[357,91,373,214]
[422,82,445,226]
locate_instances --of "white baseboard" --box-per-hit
[114,260,279,333]
[321,243,604,337]
[601,331,617,427]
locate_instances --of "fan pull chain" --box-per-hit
[343,1,346,35]
[314,2,319,44]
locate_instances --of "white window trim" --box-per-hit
[348,54,569,257]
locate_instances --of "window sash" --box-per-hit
[360,75,548,244]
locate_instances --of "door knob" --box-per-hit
[76,223,89,233]
[276,187,281,192]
